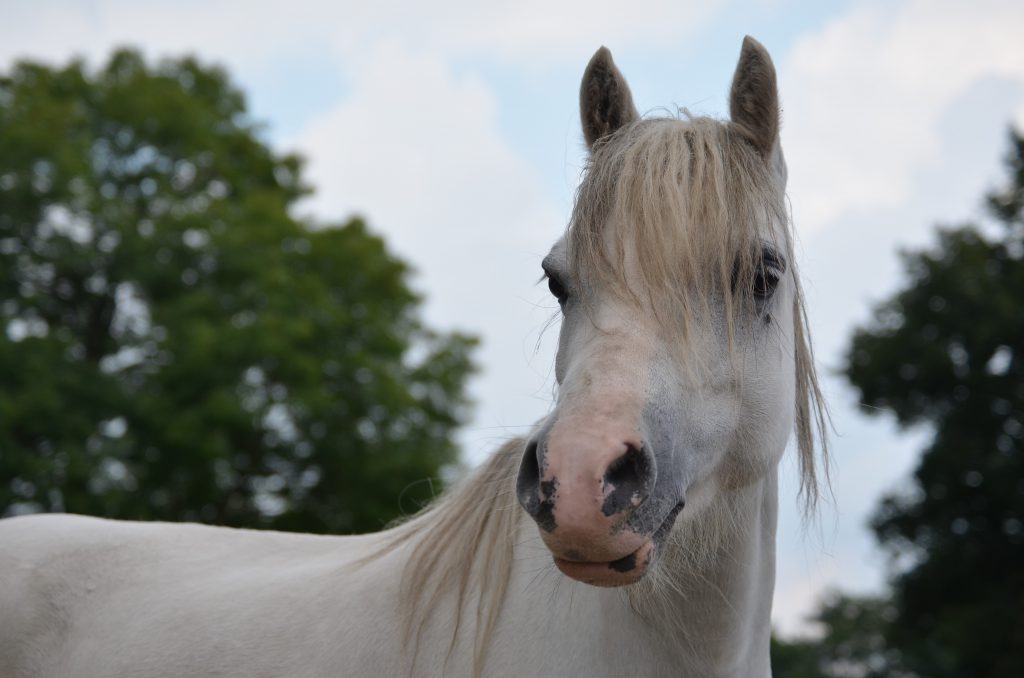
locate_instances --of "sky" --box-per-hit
[3,0,1024,636]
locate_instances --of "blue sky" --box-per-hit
[4,0,1024,635]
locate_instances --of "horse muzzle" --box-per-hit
[516,416,682,587]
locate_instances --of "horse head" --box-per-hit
[516,37,820,587]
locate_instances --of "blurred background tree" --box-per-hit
[845,128,1024,678]
[0,50,476,534]
[772,129,1024,677]
[771,593,906,678]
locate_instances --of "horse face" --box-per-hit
[516,38,797,587]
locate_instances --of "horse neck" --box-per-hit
[653,468,779,675]
[501,468,778,677]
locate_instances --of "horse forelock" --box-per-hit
[569,116,784,331]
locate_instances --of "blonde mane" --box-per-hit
[369,114,829,677]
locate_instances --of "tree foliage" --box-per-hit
[771,594,908,678]
[0,50,476,534]
[773,130,1024,678]
[841,129,1024,677]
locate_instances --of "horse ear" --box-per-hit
[729,36,780,157]
[580,47,639,150]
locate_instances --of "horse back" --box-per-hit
[0,513,397,678]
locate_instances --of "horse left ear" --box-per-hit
[729,36,780,157]
[580,47,640,150]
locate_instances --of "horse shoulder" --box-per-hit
[0,513,405,678]
[0,514,122,676]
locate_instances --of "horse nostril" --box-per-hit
[517,439,540,499]
[516,438,558,531]
[601,444,655,517]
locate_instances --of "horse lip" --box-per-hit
[553,543,639,566]
[548,500,684,588]
[546,500,685,587]
[553,539,655,587]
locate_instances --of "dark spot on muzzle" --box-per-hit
[534,479,558,532]
[600,444,656,517]
[517,437,559,532]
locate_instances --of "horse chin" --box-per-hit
[553,539,655,587]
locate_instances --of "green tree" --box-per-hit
[843,129,1024,677]
[772,594,911,678]
[0,50,476,534]
[771,633,828,678]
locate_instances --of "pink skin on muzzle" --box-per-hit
[536,410,654,586]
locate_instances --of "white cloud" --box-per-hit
[391,0,720,62]
[0,0,720,73]
[289,42,565,458]
[0,1,314,73]
[782,0,1024,233]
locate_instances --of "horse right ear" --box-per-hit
[580,47,639,150]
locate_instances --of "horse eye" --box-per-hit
[752,267,781,299]
[547,274,569,304]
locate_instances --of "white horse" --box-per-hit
[0,37,827,678]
